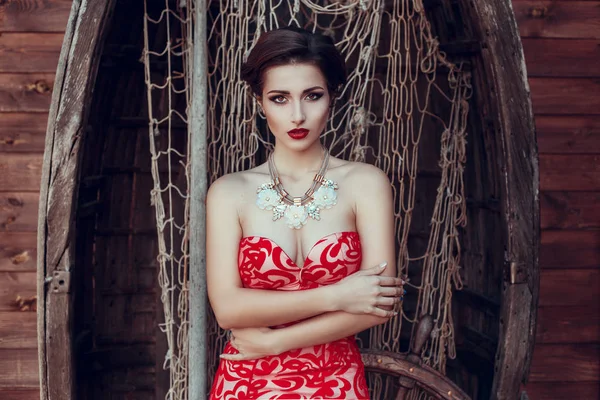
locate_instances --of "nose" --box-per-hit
[291,101,306,125]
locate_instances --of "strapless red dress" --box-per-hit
[209,231,369,399]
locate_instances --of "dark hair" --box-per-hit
[240,27,346,100]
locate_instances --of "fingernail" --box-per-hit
[393,311,398,316]
[401,279,406,285]
[379,262,387,269]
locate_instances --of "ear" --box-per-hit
[328,89,336,109]
[256,96,264,112]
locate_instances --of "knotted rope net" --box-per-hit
[142,0,471,399]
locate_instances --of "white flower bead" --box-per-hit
[284,205,308,229]
[256,188,280,210]
[312,186,337,209]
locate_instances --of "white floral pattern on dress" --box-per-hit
[210,232,368,400]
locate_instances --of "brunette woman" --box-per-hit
[207,26,405,399]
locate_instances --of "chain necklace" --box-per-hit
[256,149,339,229]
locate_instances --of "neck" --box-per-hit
[271,141,325,179]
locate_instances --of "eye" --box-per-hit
[269,95,287,104]
[306,92,324,101]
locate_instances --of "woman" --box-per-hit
[207,26,404,399]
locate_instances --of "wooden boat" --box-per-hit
[37,0,538,399]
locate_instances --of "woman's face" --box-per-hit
[258,63,331,151]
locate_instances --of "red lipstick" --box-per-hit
[287,128,309,140]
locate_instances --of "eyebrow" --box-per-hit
[266,86,325,95]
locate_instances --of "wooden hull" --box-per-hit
[37,1,538,399]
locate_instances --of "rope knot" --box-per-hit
[350,106,368,131]
[360,45,372,61]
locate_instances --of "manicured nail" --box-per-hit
[379,262,387,269]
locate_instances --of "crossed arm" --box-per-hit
[206,165,399,360]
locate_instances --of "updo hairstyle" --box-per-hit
[240,27,347,103]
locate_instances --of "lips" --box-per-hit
[287,128,309,140]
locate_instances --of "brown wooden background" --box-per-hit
[0,1,598,399]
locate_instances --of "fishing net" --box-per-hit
[142,0,471,398]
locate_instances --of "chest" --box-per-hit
[237,232,362,289]
[239,176,356,266]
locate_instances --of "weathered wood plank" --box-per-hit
[0,0,72,32]
[0,272,36,312]
[34,1,119,393]
[541,230,600,269]
[522,382,600,400]
[0,74,53,112]
[0,113,48,153]
[0,192,39,232]
[85,344,155,369]
[540,268,600,306]
[536,115,600,154]
[96,366,155,391]
[0,232,37,272]
[522,39,600,77]
[96,296,156,345]
[536,305,600,344]
[0,311,37,348]
[0,348,38,387]
[541,192,600,229]
[0,390,40,400]
[530,78,600,115]
[512,1,600,39]
[493,284,533,399]
[0,154,43,191]
[469,0,539,397]
[539,155,600,191]
[528,344,600,382]
[0,34,63,73]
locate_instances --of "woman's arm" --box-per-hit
[221,164,399,360]
[206,173,401,330]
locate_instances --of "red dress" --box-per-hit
[209,231,369,400]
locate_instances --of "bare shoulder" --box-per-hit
[340,160,391,190]
[208,172,241,197]
[207,171,250,206]
[207,164,269,204]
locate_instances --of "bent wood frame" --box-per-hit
[36,1,116,399]
[459,0,540,398]
[362,351,470,400]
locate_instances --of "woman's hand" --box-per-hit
[220,327,279,361]
[331,262,405,318]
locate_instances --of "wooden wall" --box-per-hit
[0,1,72,399]
[514,0,600,399]
[0,1,597,399]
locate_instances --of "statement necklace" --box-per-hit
[256,150,339,229]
